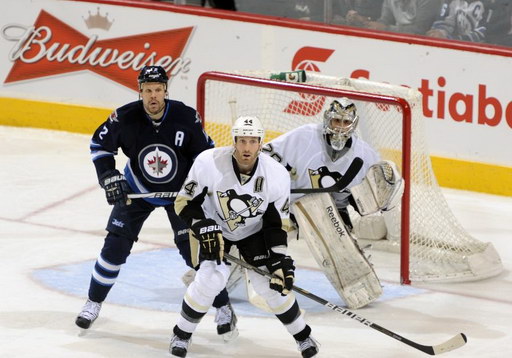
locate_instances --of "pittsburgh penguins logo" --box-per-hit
[308,166,342,189]
[217,189,264,231]
[138,144,178,184]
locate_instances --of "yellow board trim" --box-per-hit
[2,97,511,196]
[0,97,111,135]
[431,156,512,197]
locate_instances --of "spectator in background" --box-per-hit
[351,0,442,35]
[479,0,512,46]
[494,0,512,46]
[289,0,324,22]
[426,0,511,45]
[205,0,236,10]
[161,0,236,10]
[333,0,384,26]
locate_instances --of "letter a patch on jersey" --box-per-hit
[216,189,264,231]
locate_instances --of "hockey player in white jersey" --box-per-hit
[169,116,319,358]
[262,98,404,309]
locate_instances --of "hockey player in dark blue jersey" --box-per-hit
[75,66,236,337]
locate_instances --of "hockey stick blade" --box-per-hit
[127,192,178,199]
[224,253,467,356]
[430,333,467,355]
[291,157,363,194]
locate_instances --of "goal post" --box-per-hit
[196,70,503,284]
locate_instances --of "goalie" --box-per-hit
[262,98,404,309]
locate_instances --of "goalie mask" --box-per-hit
[323,98,359,153]
[231,116,265,144]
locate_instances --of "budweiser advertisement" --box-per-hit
[4,10,193,92]
[0,0,511,169]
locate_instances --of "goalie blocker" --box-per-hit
[292,193,383,309]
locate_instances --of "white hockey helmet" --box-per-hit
[323,98,359,151]
[231,116,265,143]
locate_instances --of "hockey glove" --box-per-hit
[191,218,224,264]
[266,255,295,295]
[99,170,130,206]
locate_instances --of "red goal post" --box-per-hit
[196,70,502,284]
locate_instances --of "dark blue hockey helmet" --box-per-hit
[137,66,169,89]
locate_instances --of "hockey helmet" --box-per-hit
[137,66,169,89]
[323,98,359,151]
[231,116,265,143]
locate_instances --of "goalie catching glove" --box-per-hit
[350,160,404,216]
[266,255,295,296]
[191,218,224,264]
[99,170,130,206]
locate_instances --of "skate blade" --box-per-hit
[77,328,90,337]
[221,327,239,342]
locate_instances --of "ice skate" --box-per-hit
[296,336,319,358]
[214,302,239,341]
[75,299,102,329]
[169,333,191,357]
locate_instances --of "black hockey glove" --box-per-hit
[99,170,130,206]
[191,218,224,264]
[266,255,295,295]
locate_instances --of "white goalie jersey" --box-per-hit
[263,123,380,205]
[176,146,291,242]
[263,124,386,309]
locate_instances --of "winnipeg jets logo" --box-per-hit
[308,166,342,188]
[147,151,168,175]
[217,189,264,231]
[138,144,178,184]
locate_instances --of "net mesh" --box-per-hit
[200,70,502,282]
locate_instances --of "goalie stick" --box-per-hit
[290,157,363,194]
[126,157,363,199]
[224,252,467,356]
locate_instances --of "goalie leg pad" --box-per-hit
[293,193,383,309]
[383,205,401,241]
[225,246,245,291]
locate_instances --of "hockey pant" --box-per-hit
[176,236,311,342]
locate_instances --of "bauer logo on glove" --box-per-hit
[191,219,224,264]
[199,224,221,234]
[99,169,130,207]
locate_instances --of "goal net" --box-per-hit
[196,70,503,283]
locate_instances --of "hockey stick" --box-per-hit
[224,252,467,356]
[127,157,363,199]
[290,157,363,194]
[127,192,178,199]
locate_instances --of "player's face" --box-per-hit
[233,136,261,173]
[329,117,353,133]
[140,82,166,115]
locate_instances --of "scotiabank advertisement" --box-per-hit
[1,0,511,169]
